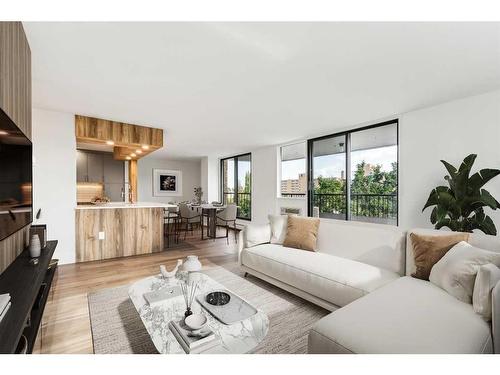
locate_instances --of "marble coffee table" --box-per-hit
[128,272,269,354]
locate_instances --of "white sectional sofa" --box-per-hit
[238,220,500,354]
[238,219,406,310]
[307,228,500,354]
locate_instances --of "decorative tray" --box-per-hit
[196,289,258,325]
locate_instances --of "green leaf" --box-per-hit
[436,190,460,217]
[463,189,499,212]
[467,211,497,235]
[422,186,451,211]
[444,175,455,191]
[435,218,459,232]
[440,159,457,177]
[430,207,437,224]
[436,205,450,221]
[451,154,477,201]
[454,169,471,201]
[458,154,477,174]
[468,169,500,191]
[479,189,499,209]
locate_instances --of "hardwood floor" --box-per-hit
[38,228,239,354]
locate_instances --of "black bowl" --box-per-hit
[206,291,231,306]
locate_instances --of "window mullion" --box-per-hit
[234,157,238,212]
[346,133,351,221]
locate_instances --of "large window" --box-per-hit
[280,142,306,198]
[308,120,398,225]
[221,153,252,220]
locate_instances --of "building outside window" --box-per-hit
[221,153,252,220]
[280,142,307,198]
[307,120,398,225]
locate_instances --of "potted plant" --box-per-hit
[422,154,500,235]
[194,187,203,205]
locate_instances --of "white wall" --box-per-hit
[250,147,279,224]
[399,90,500,231]
[32,108,76,264]
[245,90,500,235]
[201,156,219,203]
[138,156,201,203]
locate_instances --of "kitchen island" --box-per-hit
[75,202,176,262]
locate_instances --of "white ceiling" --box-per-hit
[24,22,500,160]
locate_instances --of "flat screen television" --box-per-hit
[0,107,32,241]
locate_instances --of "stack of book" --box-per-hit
[143,285,182,307]
[0,293,11,323]
[168,319,219,354]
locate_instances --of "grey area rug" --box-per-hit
[88,263,329,354]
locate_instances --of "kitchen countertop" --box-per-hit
[75,202,177,210]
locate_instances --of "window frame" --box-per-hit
[307,119,399,225]
[220,152,252,221]
[278,141,307,199]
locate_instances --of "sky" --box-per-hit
[224,145,397,190]
[281,145,397,180]
[225,159,251,190]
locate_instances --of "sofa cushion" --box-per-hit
[406,228,500,276]
[430,241,500,304]
[410,232,469,280]
[315,220,406,275]
[283,216,320,251]
[268,214,288,245]
[308,276,493,354]
[473,263,500,321]
[241,244,399,307]
[243,224,271,248]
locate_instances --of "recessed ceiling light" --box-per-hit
[141,145,149,150]
[106,140,114,145]
[136,149,142,154]
[130,153,137,157]
[0,130,8,135]
[126,156,131,160]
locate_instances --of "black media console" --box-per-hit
[0,240,58,353]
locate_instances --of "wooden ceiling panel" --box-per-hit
[75,115,163,160]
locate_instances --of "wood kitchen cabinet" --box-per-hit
[75,207,164,262]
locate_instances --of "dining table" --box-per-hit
[187,203,226,240]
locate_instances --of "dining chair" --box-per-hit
[164,206,179,248]
[178,203,201,240]
[216,204,238,244]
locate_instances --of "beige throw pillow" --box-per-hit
[429,241,500,304]
[282,216,320,251]
[268,215,288,245]
[473,263,500,321]
[410,232,470,280]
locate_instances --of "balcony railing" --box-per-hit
[222,192,251,220]
[281,193,306,198]
[311,193,397,224]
